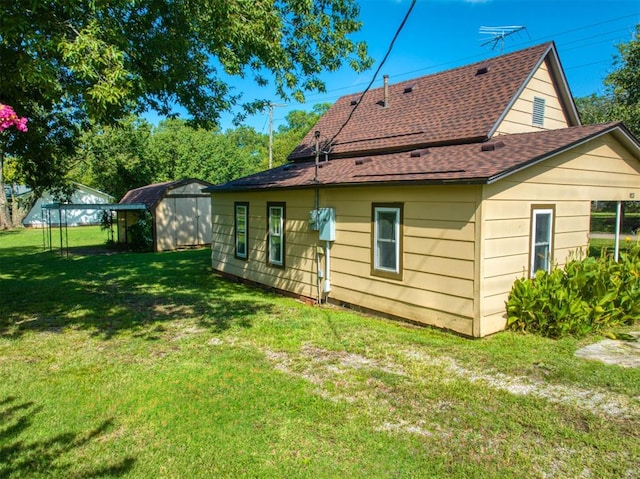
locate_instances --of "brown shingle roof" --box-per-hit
[289,42,560,161]
[120,179,211,209]
[206,123,629,191]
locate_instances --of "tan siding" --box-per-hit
[494,60,570,135]
[211,190,319,297]
[478,132,640,335]
[212,184,481,336]
[333,287,473,335]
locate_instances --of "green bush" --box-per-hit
[127,211,153,251]
[506,244,640,338]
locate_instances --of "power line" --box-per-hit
[242,10,637,130]
[290,12,639,107]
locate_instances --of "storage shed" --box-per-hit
[119,179,213,252]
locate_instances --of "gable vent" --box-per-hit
[481,141,505,152]
[354,158,372,166]
[532,97,546,126]
[410,148,430,157]
[403,84,415,94]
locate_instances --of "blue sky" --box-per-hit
[209,0,640,132]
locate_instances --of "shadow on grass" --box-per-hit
[0,247,275,339]
[0,396,135,478]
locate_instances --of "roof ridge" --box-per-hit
[341,42,554,101]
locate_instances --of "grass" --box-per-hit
[1,227,639,478]
[590,211,640,235]
[589,237,638,258]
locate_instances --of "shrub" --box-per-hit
[127,211,153,251]
[506,243,640,338]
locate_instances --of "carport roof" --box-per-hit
[42,203,147,211]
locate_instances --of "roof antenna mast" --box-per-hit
[479,26,527,55]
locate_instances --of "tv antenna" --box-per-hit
[479,26,527,55]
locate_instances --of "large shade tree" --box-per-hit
[0,0,371,228]
[575,24,640,136]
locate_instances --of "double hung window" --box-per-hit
[372,203,403,280]
[234,202,248,259]
[267,203,285,267]
[530,206,554,277]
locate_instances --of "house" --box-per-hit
[204,42,640,337]
[119,178,213,252]
[22,183,114,227]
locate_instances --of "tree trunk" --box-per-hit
[10,184,28,228]
[0,146,13,230]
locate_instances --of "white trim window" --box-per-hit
[373,205,402,277]
[268,203,284,267]
[530,207,554,277]
[234,202,248,259]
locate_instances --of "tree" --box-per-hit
[0,1,371,211]
[575,25,640,137]
[605,24,640,136]
[271,103,331,168]
[147,120,266,186]
[0,104,28,228]
[71,117,154,200]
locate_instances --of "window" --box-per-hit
[532,96,545,127]
[234,202,248,259]
[267,202,285,267]
[372,203,403,280]
[530,206,555,277]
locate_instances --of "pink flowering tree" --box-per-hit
[0,104,28,133]
[0,104,28,229]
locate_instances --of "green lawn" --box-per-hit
[1,227,638,478]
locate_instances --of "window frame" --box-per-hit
[267,202,286,268]
[371,203,403,280]
[234,202,249,260]
[529,205,555,278]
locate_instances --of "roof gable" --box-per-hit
[289,42,579,161]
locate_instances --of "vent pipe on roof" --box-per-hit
[383,75,389,108]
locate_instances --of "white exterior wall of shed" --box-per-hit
[154,182,212,251]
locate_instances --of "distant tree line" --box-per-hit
[1,104,329,227]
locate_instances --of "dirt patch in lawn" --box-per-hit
[262,344,639,419]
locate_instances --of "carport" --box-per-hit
[41,202,147,256]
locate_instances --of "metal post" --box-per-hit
[58,207,63,256]
[614,201,622,262]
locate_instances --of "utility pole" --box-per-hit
[268,103,286,169]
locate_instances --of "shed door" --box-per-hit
[196,196,212,245]
[174,197,199,247]
[172,196,211,247]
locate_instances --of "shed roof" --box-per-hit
[119,178,212,210]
